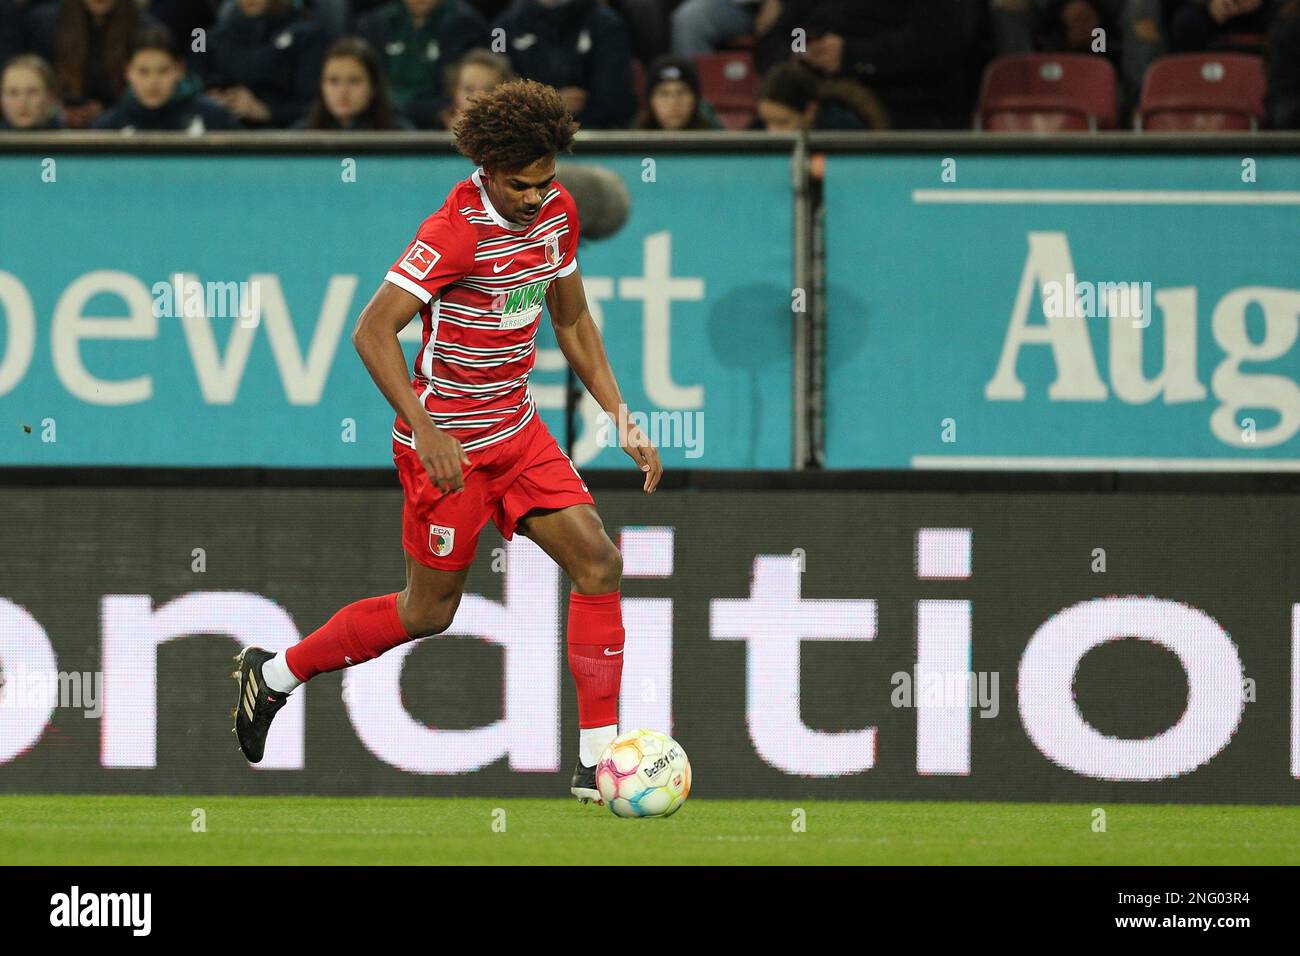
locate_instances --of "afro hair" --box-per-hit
[453,78,580,172]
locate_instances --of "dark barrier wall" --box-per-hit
[1,484,1296,804]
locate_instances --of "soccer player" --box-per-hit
[232,78,662,802]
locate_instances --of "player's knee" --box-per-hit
[571,541,622,594]
[400,593,459,639]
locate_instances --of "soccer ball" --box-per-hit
[595,729,691,818]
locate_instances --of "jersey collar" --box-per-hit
[472,166,528,232]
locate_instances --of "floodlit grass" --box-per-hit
[1,795,1296,865]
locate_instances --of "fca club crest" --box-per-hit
[545,234,560,267]
[429,524,455,557]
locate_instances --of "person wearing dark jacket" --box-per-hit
[1267,0,1300,128]
[146,0,221,68]
[294,35,415,129]
[751,60,887,131]
[755,0,980,129]
[1168,0,1282,52]
[635,53,726,129]
[93,24,240,131]
[27,0,163,127]
[199,0,325,127]
[492,0,636,129]
[352,0,489,128]
[0,0,30,72]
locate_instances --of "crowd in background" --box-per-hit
[0,0,1297,134]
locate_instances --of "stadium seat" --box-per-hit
[714,108,757,131]
[975,53,1118,132]
[1135,53,1266,132]
[693,52,759,130]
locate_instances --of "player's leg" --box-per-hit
[516,503,625,801]
[234,430,488,764]
[232,558,468,763]
[397,550,471,637]
[277,552,468,680]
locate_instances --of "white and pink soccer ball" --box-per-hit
[595,729,691,818]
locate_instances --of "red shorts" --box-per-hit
[393,411,595,570]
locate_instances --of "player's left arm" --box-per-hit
[546,267,662,493]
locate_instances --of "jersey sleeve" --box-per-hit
[557,187,580,278]
[384,208,475,303]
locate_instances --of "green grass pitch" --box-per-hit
[1,796,1296,865]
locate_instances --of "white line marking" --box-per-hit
[910,455,1300,472]
[911,189,1300,206]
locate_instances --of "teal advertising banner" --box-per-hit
[824,154,1300,470]
[0,153,792,469]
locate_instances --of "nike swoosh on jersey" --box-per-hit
[492,259,514,273]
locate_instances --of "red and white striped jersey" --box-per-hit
[384,165,579,454]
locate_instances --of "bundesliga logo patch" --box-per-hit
[400,241,441,280]
[429,524,455,557]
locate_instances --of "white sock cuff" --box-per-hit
[260,651,302,694]
[579,724,618,768]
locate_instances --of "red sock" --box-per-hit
[286,593,411,682]
[567,590,625,729]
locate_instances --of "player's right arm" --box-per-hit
[352,212,475,494]
[351,283,468,494]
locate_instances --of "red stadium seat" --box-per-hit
[693,51,759,117]
[975,53,1117,132]
[1135,53,1266,132]
[714,108,756,131]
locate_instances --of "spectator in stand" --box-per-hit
[990,0,1166,111]
[27,0,160,128]
[434,47,513,129]
[755,0,981,129]
[493,0,637,128]
[211,0,350,40]
[305,0,352,38]
[350,0,389,13]
[1267,0,1300,126]
[753,59,887,130]
[93,24,240,131]
[143,0,220,61]
[635,53,725,128]
[353,0,489,128]
[295,35,414,129]
[1168,0,1282,50]
[200,0,325,127]
[1,54,65,129]
[672,0,764,56]
[611,0,675,64]
[1,0,32,71]
[463,0,510,16]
